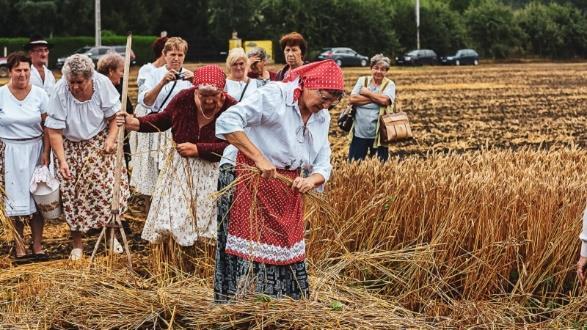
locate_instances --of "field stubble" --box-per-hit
[1,63,587,328]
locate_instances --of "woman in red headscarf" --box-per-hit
[116,65,236,246]
[214,60,344,302]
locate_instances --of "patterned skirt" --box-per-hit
[141,149,219,246]
[129,104,171,196]
[213,164,309,303]
[58,130,129,233]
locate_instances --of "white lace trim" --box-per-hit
[226,234,305,263]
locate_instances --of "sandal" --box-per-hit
[69,248,83,261]
[30,244,49,261]
[33,251,50,261]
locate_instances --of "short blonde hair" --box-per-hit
[96,52,124,76]
[62,54,94,80]
[163,37,188,55]
[225,47,247,70]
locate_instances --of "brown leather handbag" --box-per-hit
[379,111,413,143]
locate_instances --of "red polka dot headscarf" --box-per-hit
[283,60,344,91]
[193,64,226,90]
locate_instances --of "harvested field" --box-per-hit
[2,63,587,328]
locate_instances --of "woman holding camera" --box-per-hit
[134,37,193,210]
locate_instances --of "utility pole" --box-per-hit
[415,0,420,49]
[95,0,102,47]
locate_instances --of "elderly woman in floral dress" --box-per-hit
[46,54,129,260]
[117,65,236,246]
[214,60,344,302]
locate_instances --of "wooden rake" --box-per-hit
[89,34,133,270]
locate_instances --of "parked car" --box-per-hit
[440,49,479,66]
[0,57,7,78]
[56,45,136,69]
[316,47,369,67]
[395,49,438,66]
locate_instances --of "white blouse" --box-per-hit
[216,79,332,182]
[224,78,260,102]
[45,72,120,142]
[137,65,192,113]
[0,85,48,139]
[30,65,56,97]
[136,63,154,95]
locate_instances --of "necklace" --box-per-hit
[199,106,215,120]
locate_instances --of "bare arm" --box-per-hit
[115,113,140,131]
[360,88,392,106]
[41,113,50,165]
[103,116,118,154]
[47,128,71,179]
[142,69,176,106]
[349,94,372,106]
[224,131,276,178]
[292,173,326,193]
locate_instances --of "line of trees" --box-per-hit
[1,0,587,60]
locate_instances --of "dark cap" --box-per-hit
[23,35,53,51]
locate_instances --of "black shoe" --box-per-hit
[33,251,50,261]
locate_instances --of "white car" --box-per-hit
[0,57,8,78]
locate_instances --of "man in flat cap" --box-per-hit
[24,35,56,96]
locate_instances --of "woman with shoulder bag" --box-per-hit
[134,37,193,212]
[347,54,395,162]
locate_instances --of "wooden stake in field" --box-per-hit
[89,34,133,269]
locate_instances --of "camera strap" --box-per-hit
[159,67,182,111]
[238,79,251,102]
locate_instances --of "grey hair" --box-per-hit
[62,54,94,80]
[370,54,391,69]
[96,52,124,76]
[246,47,267,61]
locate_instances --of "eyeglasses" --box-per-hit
[318,90,342,109]
[372,65,389,72]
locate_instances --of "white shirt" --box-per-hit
[224,78,260,102]
[45,72,120,142]
[137,65,192,113]
[0,85,48,139]
[216,80,332,182]
[137,63,154,95]
[221,78,262,166]
[30,65,56,97]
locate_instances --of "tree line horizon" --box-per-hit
[1,0,587,60]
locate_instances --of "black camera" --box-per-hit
[174,72,185,80]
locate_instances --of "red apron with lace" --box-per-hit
[225,153,305,265]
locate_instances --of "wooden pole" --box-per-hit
[112,34,132,211]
